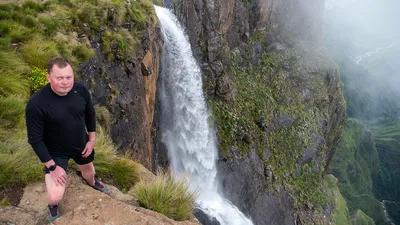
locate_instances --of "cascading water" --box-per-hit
[155,6,254,225]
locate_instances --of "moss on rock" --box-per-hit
[208,31,343,208]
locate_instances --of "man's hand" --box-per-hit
[82,141,94,158]
[50,166,67,186]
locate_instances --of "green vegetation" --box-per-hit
[0,198,10,206]
[208,33,343,208]
[135,171,197,221]
[0,0,155,191]
[0,123,44,187]
[370,119,400,224]
[29,67,47,93]
[66,125,139,190]
[329,118,387,225]
[324,174,352,225]
[94,105,114,133]
[0,0,156,189]
[0,0,156,74]
[352,210,376,225]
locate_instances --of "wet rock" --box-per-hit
[194,208,221,225]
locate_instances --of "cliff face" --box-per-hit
[159,0,345,224]
[79,24,162,169]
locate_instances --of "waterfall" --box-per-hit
[155,6,254,225]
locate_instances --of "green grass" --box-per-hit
[87,126,139,190]
[135,171,197,221]
[0,50,30,74]
[352,209,376,225]
[369,119,400,224]
[0,95,26,130]
[94,105,113,133]
[324,174,352,225]
[0,73,30,97]
[20,39,59,69]
[328,118,388,224]
[0,198,10,206]
[0,128,43,188]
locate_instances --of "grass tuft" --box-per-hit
[20,39,59,69]
[0,198,10,206]
[0,73,30,97]
[135,171,197,221]
[0,129,43,188]
[94,105,113,133]
[93,125,139,190]
[0,95,26,130]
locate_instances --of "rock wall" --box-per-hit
[79,25,163,170]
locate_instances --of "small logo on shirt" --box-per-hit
[73,90,77,94]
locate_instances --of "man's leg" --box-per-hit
[45,174,66,205]
[75,150,110,195]
[44,156,69,222]
[77,162,95,186]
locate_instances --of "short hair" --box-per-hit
[47,57,72,74]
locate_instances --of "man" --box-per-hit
[25,57,110,222]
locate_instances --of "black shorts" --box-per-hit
[44,150,95,174]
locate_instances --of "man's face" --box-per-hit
[47,64,74,96]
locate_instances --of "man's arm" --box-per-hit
[26,100,66,185]
[83,85,96,133]
[82,131,95,158]
[26,100,52,163]
[82,85,96,158]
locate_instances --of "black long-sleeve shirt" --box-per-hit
[26,82,96,162]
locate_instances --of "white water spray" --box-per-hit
[155,6,254,225]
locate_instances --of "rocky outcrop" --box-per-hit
[158,0,345,224]
[0,174,199,225]
[79,25,163,170]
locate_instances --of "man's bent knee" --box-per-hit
[45,174,66,205]
[47,191,63,204]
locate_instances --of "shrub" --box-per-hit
[135,171,197,221]
[29,67,48,94]
[0,73,30,97]
[23,0,45,12]
[0,129,43,188]
[0,37,11,50]
[0,95,26,130]
[0,20,33,42]
[20,39,59,68]
[0,51,30,75]
[72,45,94,62]
[94,105,113,133]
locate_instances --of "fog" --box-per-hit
[324,0,400,120]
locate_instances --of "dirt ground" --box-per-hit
[0,183,25,207]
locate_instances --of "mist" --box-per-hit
[324,0,400,120]
[324,1,400,224]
